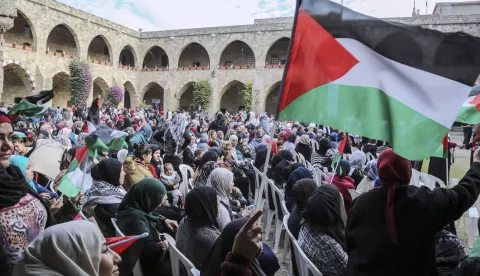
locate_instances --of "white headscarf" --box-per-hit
[349,151,366,176]
[117,149,128,164]
[206,168,234,202]
[13,221,104,276]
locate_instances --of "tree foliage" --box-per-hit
[240,82,253,111]
[192,80,212,111]
[69,60,92,108]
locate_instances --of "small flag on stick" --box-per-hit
[106,233,149,254]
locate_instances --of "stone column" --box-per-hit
[0,0,17,102]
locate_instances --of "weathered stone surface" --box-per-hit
[2,0,480,113]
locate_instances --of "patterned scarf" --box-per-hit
[168,113,189,154]
[85,180,126,205]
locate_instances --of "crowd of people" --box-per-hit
[1,105,480,276]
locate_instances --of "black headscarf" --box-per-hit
[91,158,123,187]
[199,151,219,169]
[292,179,317,211]
[185,186,219,229]
[287,134,296,143]
[317,138,332,155]
[270,150,293,172]
[0,165,30,208]
[303,185,346,249]
[201,218,266,276]
[285,167,313,211]
[336,159,351,178]
[268,150,294,182]
[254,147,269,170]
[281,162,305,181]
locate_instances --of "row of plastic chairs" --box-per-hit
[111,218,200,276]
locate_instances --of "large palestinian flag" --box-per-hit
[456,86,480,124]
[276,0,480,160]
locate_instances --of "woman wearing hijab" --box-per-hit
[328,159,355,213]
[9,156,55,197]
[13,220,121,276]
[299,185,347,276]
[284,167,313,212]
[311,137,333,171]
[349,151,366,188]
[183,136,197,168]
[116,178,175,275]
[149,145,162,178]
[193,161,220,188]
[295,134,312,162]
[268,150,294,186]
[356,160,378,193]
[176,187,221,269]
[283,134,297,151]
[208,112,228,134]
[346,149,480,276]
[85,158,126,238]
[207,168,235,230]
[123,143,154,191]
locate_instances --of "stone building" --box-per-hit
[3,0,480,114]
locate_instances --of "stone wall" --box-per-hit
[3,0,480,115]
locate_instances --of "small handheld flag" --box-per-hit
[107,232,149,254]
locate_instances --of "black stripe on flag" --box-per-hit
[301,0,480,86]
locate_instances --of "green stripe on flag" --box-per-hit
[8,102,47,118]
[278,83,448,160]
[57,159,81,197]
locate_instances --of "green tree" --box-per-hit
[240,82,253,111]
[193,80,212,111]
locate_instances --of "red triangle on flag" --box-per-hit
[337,135,348,156]
[106,236,138,254]
[468,94,480,112]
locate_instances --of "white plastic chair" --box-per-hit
[268,179,286,253]
[410,169,423,187]
[456,195,480,248]
[281,199,290,264]
[366,152,376,162]
[421,173,446,190]
[351,147,359,152]
[349,189,361,201]
[252,162,266,210]
[263,178,276,243]
[164,233,198,276]
[313,167,328,186]
[283,215,323,276]
[179,164,194,197]
[111,218,144,276]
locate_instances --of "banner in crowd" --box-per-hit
[276,0,480,160]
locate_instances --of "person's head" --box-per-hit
[229,135,238,147]
[185,186,219,228]
[150,145,160,163]
[287,133,296,143]
[369,138,377,145]
[286,167,313,190]
[313,127,318,134]
[200,151,220,168]
[91,158,124,187]
[303,185,345,249]
[217,131,224,141]
[13,220,121,276]
[133,143,152,164]
[222,142,232,158]
[292,179,317,211]
[350,151,366,170]
[255,129,265,139]
[194,149,204,160]
[0,114,14,169]
[119,178,167,213]
[208,130,217,141]
[335,159,351,178]
[12,134,27,155]
[206,168,234,200]
[9,155,34,182]
[164,163,174,176]
[116,149,128,164]
[300,134,310,145]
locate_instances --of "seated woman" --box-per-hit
[207,168,236,231]
[298,185,347,276]
[10,155,57,198]
[268,150,294,186]
[208,130,220,147]
[12,134,31,156]
[148,145,162,179]
[349,151,366,188]
[328,160,355,213]
[284,167,313,212]
[123,143,153,191]
[311,138,334,172]
[222,141,251,202]
[176,186,221,269]
[84,158,126,238]
[295,135,312,162]
[357,160,378,193]
[13,220,121,275]
[116,178,177,276]
[201,218,280,276]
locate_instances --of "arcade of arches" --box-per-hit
[265,38,290,66]
[143,83,164,109]
[88,36,110,64]
[143,46,169,69]
[52,72,70,107]
[93,78,108,100]
[4,12,34,49]
[46,25,77,56]
[119,46,136,67]
[220,41,255,68]
[2,64,31,104]
[178,43,210,68]
[220,81,245,113]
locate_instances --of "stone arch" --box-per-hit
[142,46,169,69]
[119,45,137,68]
[178,81,195,111]
[2,63,35,104]
[4,10,37,51]
[93,77,109,100]
[3,60,35,93]
[46,24,80,57]
[142,82,164,109]
[52,72,70,107]
[219,40,255,68]
[220,80,245,113]
[265,81,281,115]
[265,37,290,67]
[123,81,136,108]
[178,42,210,69]
[88,35,112,65]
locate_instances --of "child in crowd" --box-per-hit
[160,163,183,207]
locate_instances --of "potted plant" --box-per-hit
[272,64,280,68]
[241,65,248,69]
[23,43,32,51]
[219,66,226,70]
[248,65,255,69]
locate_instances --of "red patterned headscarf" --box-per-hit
[377,149,412,244]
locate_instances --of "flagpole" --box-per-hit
[445,155,449,187]
[258,121,276,212]
[329,156,342,185]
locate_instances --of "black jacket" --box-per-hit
[346,163,480,276]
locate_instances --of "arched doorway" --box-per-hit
[88,36,111,65]
[178,43,210,69]
[93,77,108,101]
[142,82,164,109]
[123,81,135,108]
[119,45,136,68]
[220,80,245,113]
[52,72,70,107]
[2,63,33,104]
[219,40,255,68]
[265,82,281,115]
[143,46,169,69]
[4,11,35,50]
[46,24,78,57]
[179,82,195,111]
[265,38,290,67]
